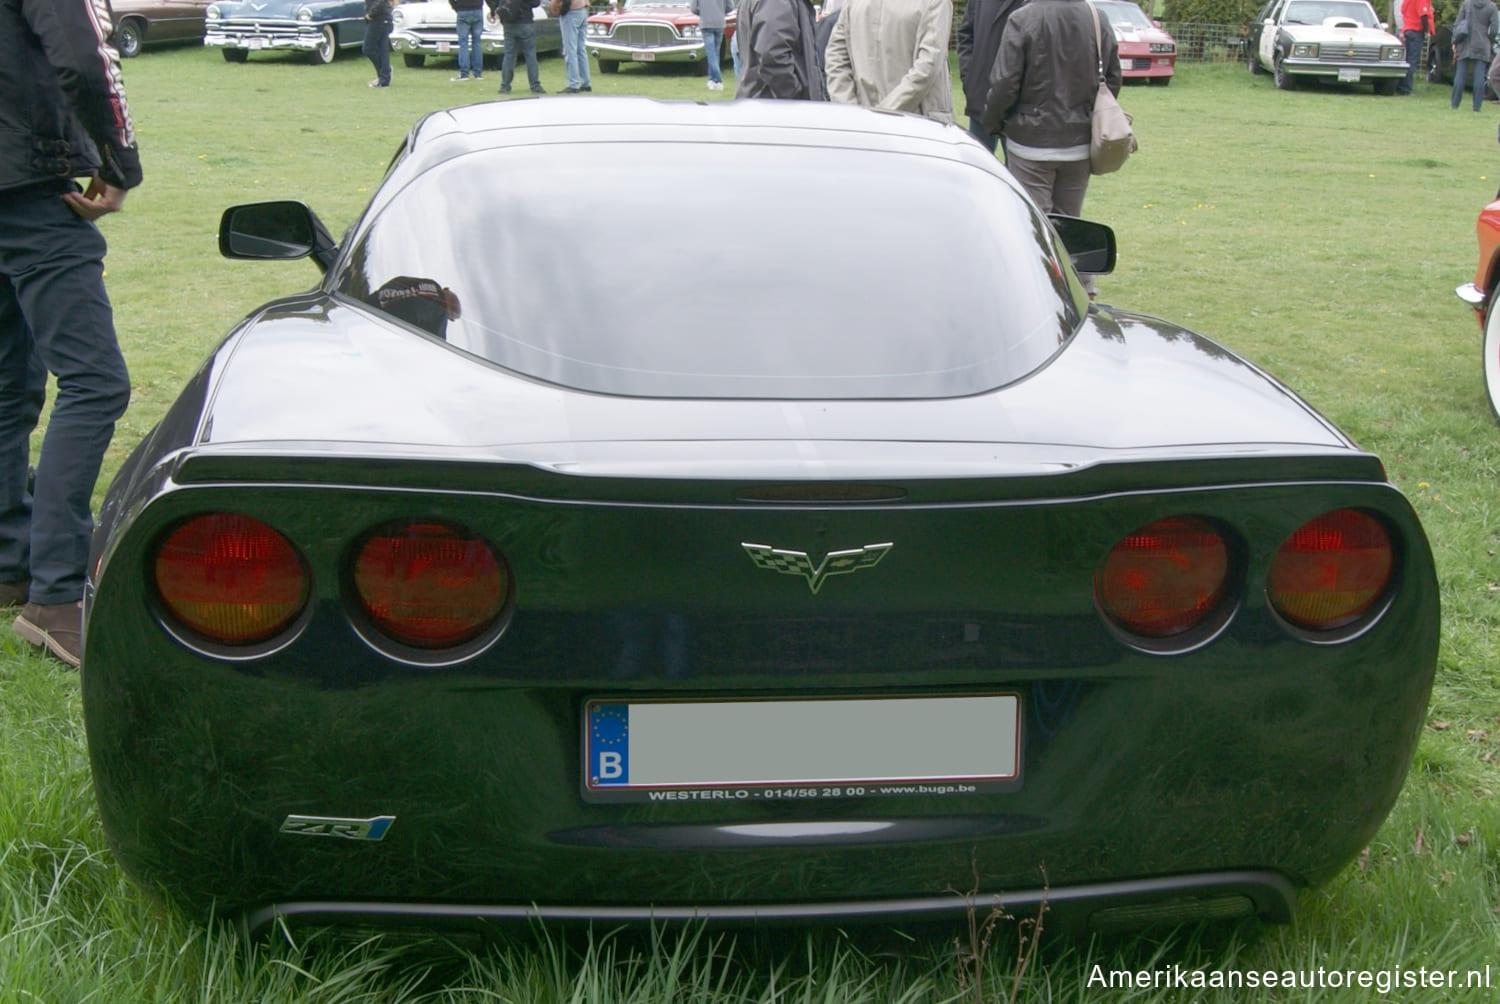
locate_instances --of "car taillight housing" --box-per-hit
[1096,516,1231,639]
[352,520,508,649]
[153,513,309,644]
[1268,509,1392,631]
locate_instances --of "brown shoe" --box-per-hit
[0,579,28,607]
[14,601,82,668]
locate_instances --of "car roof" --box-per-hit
[397,97,994,175]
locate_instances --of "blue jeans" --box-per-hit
[967,116,999,154]
[0,183,131,605]
[730,26,740,78]
[456,8,484,77]
[1454,57,1490,109]
[363,16,392,85]
[702,27,723,84]
[501,22,542,92]
[1399,30,1423,94]
[560,7,590,89]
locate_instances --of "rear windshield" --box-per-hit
[336,141,1081,399]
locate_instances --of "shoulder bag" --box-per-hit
[1087,1,1137,176]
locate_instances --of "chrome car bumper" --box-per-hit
[1281,57,1407,79]
[205,27,327,52]
[391,30,507,55]
[588,41,705,63]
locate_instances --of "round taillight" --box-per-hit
[1096,516,1230,639]
[1269,509,1392,631]
[153,513,309,644]
[352,521,508,649]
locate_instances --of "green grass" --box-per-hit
[3,49,1500,1000]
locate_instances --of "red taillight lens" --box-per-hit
[1096,516,1230,639]
[153,513,309,644]
[352,521,507,649]
[1269,509,1392,631]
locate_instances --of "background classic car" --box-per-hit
[204,0,367,63]
[1246,0,1407,92]
[391,0,561,68]
[108,0,213,58]
[82,98,1437,937]
[1094,0,1175,84]
[586,0,735,74]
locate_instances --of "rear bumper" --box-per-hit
[242,869,1297,937]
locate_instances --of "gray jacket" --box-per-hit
[735,0,829,100]
[1455,0,1499,60]
[692,0,733,30]
[980,0,1120,154]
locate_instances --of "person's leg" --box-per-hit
[1453,57,1468,108]
[1400,30,1422,93]
[563,8,585,89]
[522,25,542,91]
[730,24,740,78]
[501,30,516,91]
[367,18,393,86]
[0,259,46,600]
[999,148,1056,213]
[1475,58,1490,109]
[4,192,129,608]
[1048,159,1097,296]
[455,10,471,77]
[966,118,999,154]
[704,28,722,86]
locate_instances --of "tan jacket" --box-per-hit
[823,0,955,125]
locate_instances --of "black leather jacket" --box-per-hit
[0,0,143,194]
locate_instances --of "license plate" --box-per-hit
[437,41,450,52]
[248,37,266,50]
[1338,67,1360,82]
[583,694,1020,802]
[631,50,656,61]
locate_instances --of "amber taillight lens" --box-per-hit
[153,513,309,644]
[1096,516,1230,639]
[352,521,507,649]
[1269,509,1392,631]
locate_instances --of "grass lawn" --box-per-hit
[2,46,1499,1001]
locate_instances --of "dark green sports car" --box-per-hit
[82,97,1439,936]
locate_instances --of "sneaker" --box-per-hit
[580,84,591,91]
[499,86,512,94]
[531,87,546,94]
[14,600,82,668]
[367,79,389,88]
[562,86,579,93]
[451,75,471,81]
[0,579,28,607]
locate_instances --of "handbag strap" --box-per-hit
[1088,1,1105,84]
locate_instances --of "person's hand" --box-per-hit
[62,174,127,221]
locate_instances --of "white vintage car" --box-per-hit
[390,1,561,68]
[1246,0,1407,93]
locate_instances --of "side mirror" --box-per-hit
[218,200,338,273]
[1048,215,1116,275]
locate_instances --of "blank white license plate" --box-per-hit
[583,694,1020,802]
[438,41,451,52]
[1338,67,1360,82]
[248,37,266,50]
[631,50,656,61]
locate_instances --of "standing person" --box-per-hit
[0,0,141,666]
[735,0,828,99]
[814,0,845,72]
[692,0,733,91]
[980,0,1119,296]
[1398,0,1434,94]
[824,0,955,124]
[451,0,487,81]
[956,0,1028,151]
[364,0,395,87]
[494,0,545,94]
[556,0,591,92]
[1452,0,1499,110]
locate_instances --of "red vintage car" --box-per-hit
[1094,0,1175,84]
[1456,199,1500,423]
[586,0,735,74]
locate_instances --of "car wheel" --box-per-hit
[1484,294,1500,426]
[403,53,426,68]
[1247,42,1263,74]
[1373,77,1396,95]
[222,47,249,63]
[115,18,144,58]
[1273,53,1296,90]
[311,25,337,64]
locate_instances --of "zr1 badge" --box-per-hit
[279,814,396,841]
